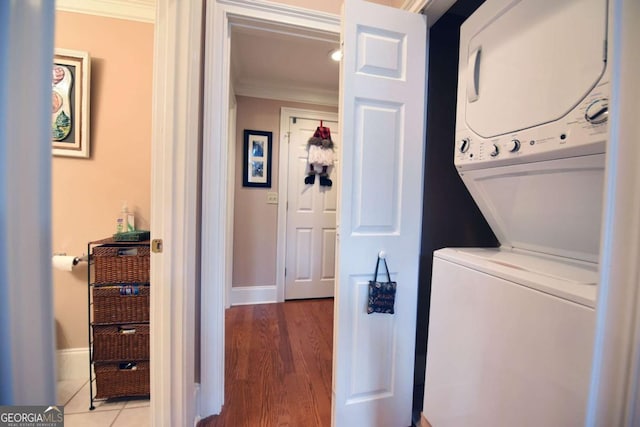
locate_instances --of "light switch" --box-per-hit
[266,192,278,204]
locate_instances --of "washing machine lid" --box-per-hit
[460,154,605,263]
[434,247,597,308]
[462,0,607,138]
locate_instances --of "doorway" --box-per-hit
[200,3,340,414]
[225,19,340,306]
[202,1,430,423]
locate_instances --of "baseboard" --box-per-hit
[193,383,201,427]
[57,347,91,381]
[230,285,277,306]
[420,413,432,427]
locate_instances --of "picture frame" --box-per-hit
[243,130,273,188]
[52,48,91,158]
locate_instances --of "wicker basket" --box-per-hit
[92,285,150,324]
[95,361,150,398]
[93,245,150,284]
[92,324,150,361]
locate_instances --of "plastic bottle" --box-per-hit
[127,210,135,232]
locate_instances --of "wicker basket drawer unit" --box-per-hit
[92,245,150,284]
[94,361,150,398]
[92,285,150,324]
[92,324,150,361]
[88,238,151,404]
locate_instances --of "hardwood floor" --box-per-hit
[198,299,334,427]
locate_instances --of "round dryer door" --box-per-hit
[462,0,608,139]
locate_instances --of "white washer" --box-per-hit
[423,0,610,425]
[425,248,597,426]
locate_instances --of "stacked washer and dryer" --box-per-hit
[423,0,609,425]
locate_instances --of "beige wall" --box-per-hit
[233,96,338,287]
[53,12,153,349]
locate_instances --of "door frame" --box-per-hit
[225,87,237,310]
[150,0,203,424]
[201,0,341,417]
[586,0,640,424]
[277,108,339,302]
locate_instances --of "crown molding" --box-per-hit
[234,79,338,107]
[56,0,155,23]
[218,0,340,29]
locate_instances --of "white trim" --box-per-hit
[412,0,457,27]
[402,0,429,13]
[230,285,278,306]
[150,0,202,425]
[277,108,339,302]
[193,383,202,427]
[201,0,340,419]
[586,0,640,425]
[230,17,339,43]
[57,348,90,381]
[235,80,338,107]
[55,0,155,23]
[225,88,237,310]
[218,0,339,29]
[200,0,232,417]
[190,383,201,427]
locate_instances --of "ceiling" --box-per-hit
[230,24,341,106]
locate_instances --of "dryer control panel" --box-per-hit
[455,81,608,171]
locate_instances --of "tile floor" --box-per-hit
[57,378,150,426]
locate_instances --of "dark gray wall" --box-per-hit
[412,1,498,421]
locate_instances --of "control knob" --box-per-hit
[459,138,470,153]
[585,98,609,124]
[490,144,499,157]
[509,139,521,152]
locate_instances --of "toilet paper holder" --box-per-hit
[53,252,89,265]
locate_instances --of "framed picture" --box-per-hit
[243,130,273,188]
[52,48,91,158]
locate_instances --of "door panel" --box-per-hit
[294,228,312,280]
[352,101,402,233]
[285,117,339,300]
[333,1,427,425]
[321,229,336,279]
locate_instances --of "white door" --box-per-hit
[333,1,427,426]
[285,116,339,299]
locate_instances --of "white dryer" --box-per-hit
[423,0,610,425]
